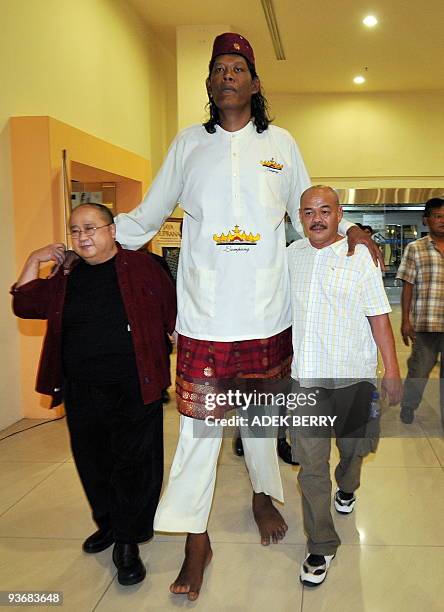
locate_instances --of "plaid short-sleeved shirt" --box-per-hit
[396,235,444,332]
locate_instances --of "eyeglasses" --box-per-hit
[69,223,113,239]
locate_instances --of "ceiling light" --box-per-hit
[353,76,366,84]
[363,15,378,27]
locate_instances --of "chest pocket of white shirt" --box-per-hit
[183,267,216,319]
[322,266,360,304]
[259,171,287,225]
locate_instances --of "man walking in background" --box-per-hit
[397,197,444,427]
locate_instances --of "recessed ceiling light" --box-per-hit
[363,15,378,27]
[353,75,366,84]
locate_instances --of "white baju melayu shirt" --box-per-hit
[287,238,391,387]
[115,121,351,341]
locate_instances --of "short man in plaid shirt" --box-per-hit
[288,185,402,587]
[396,197,444,426]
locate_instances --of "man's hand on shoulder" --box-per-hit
[16,243,67,288]
[346,226,385,269]
[30,243,66,266]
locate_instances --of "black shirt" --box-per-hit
[62,256,138,383]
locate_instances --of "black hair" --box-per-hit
[72,202,114,225]
[203,57,272,134]
[423,197,444,217]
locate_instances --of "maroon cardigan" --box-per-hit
[11,245,177,407]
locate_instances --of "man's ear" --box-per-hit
[206,78,212,98]
[338,205,344,223]
[251,77,260,95]
[111,223,116,238]
[299,209,308,237]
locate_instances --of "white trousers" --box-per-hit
[154,415,284,533]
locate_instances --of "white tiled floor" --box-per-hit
[0,308,443,611]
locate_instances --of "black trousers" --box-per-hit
[64,378,163,543]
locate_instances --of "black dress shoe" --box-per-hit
[233,436,244,456]
[82,527,114,554]
[112,543,146,586]
[277,438,299,465]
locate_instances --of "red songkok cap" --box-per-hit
[211,32,255,67]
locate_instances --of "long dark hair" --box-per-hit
[203,58,272,134]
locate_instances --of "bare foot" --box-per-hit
[252,492,288,545]
[170,532,213,601]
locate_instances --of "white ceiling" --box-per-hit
[126,0,444,94]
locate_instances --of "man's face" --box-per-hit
[299,189,343,247]
[69,206,116,264]
[424,206,444,238]
[206,54,259,113]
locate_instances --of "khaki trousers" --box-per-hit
[294,435,368,555]
[291,381,377,556]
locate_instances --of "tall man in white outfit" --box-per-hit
[114,33,382,600]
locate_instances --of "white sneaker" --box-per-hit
[300,553,335,587]
[334,488,356,514]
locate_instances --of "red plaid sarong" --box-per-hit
[176,327,292,419]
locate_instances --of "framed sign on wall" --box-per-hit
[151,218,182,255]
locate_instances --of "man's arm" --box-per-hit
[16,244,65,288]
[11,244,65,320]
[285,138,311,235]
[346,226,385,269]
[396,242,417,347]
[400,281,415,346]
[359,247,402,404]
[114,135,185,250]
[368,314,403,405]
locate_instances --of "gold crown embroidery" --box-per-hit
[260,157,284,171]
[233,42,240,50]
[213,224,261,245]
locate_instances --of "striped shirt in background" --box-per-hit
[287,238,391,387]
[396,235,444,332]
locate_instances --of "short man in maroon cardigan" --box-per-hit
[11,203,176,587]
